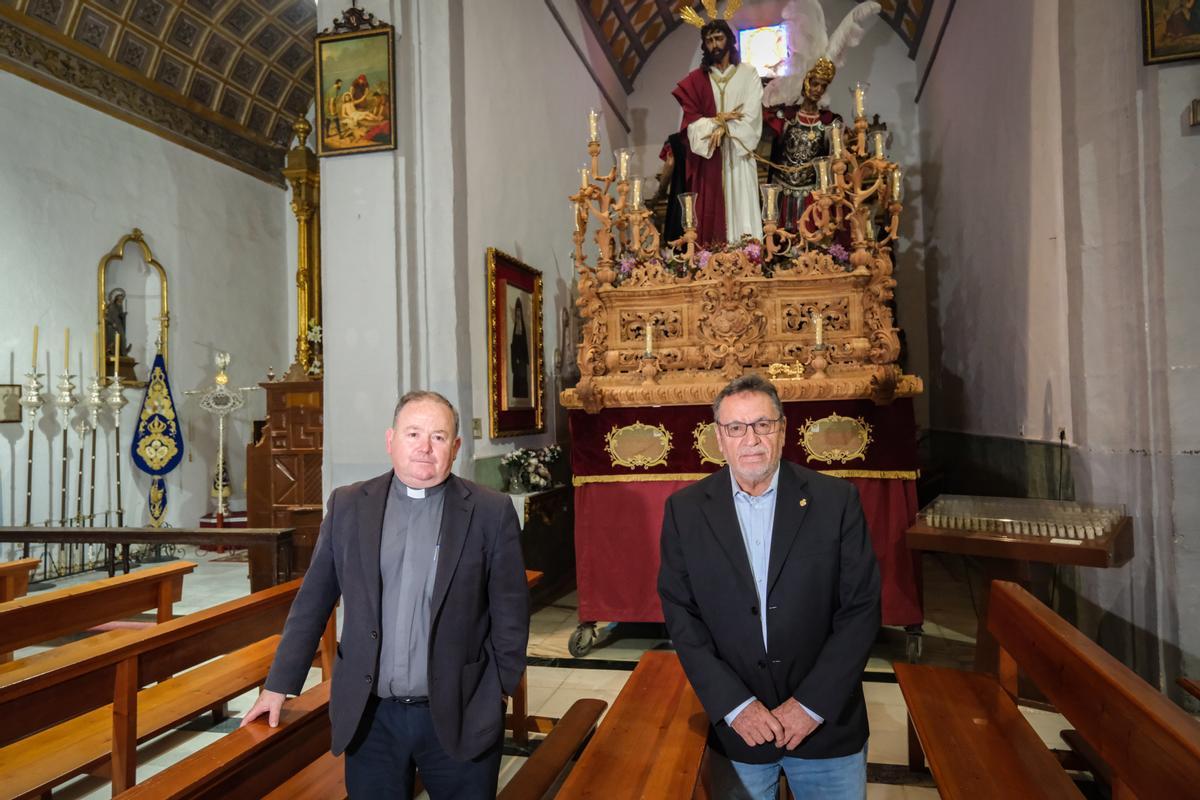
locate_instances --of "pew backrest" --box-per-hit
[0,578,303,745]
[988,580,1200,799]
[0,561,196,654]
[0,557,41,602]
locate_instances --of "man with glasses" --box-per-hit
[658,374,880,799]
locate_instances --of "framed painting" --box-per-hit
[0,385,19,424]
[487,248,545,438]
[314,25,396,156]
[1143,0,1200,64]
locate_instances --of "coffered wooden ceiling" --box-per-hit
[579,0,933,92]
[0,0,317,182]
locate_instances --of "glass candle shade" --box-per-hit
[815,158,832,192]
[890,168,903,203]
[830,125,844,160]
[630,177,644,210]
[850,82,869,119]
[588,108,599,143]
[870,130,886,160]
[760,183,780,223]
[679,192,697,229]
[614,149,632,182]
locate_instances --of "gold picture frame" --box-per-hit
[314,17,397,157]
[487,248,545,438]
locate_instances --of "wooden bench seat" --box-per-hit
[897,580,1200,799]
[556,651,708,799]
[0,561,195,660]
[0,635,279,799]
[896,664,1082,798]
[0,579,329,796]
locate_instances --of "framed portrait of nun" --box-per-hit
[487,248,545,438]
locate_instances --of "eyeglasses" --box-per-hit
[717,417,783,438]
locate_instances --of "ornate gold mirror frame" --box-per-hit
[97,229,169,385]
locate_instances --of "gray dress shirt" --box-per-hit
[376,475,445,698]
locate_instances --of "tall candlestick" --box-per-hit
[32,325,38,370]
[830,125,844,159]
[588,108,599,143]
[112,332,120,379]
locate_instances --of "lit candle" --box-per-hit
[31,325,38,370]
[614,149,631,182]
[850,82,869,119]
[871,130,886,159]
[588,108,599,143]
[630,177,643,209]
[759,183,780,223]
[579,166,590,190]
[890,167,903,202]
[815,158,831,192]
[812,313,824,347]
[113,332,120,379]
[644,322,653,355]
[63,328,70,371]
[680,192,696,230]
[830,125,844,160]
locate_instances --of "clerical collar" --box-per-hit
[390,474,447,500]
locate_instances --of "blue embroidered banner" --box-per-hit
[130,353,184,527]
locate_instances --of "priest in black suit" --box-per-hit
[242,390,529,799]
[658,374,880,799]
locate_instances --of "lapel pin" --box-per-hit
[799,498,808,508]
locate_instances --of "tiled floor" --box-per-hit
[19,547,1057,798]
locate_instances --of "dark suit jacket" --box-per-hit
[265,471,529,761]
[657,462,880,764]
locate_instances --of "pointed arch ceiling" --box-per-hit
[0,0,317,183]
[578,0,933,92]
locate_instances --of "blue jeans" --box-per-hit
[729,746,867,800]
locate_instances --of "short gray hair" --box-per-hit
[393,390,460,437]
[711,374,784,421]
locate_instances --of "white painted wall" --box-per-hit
[464,0,629,458]
[0,69,290,546]
[626,0,930,425]
[917,0,1071,442]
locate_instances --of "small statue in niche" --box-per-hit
[104,287,131,361]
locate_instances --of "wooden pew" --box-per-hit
[897,580,1200,799]
[0,578,334,798]
[0,561,195,661]
[556,651,709,799]
[0,556,40,602]
[113,682,606,800]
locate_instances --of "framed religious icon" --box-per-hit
[487,248,545,438]
[1143,0,1200,64]
[0,385,19,423]
[314,13,396,157]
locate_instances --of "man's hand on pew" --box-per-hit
[770,698,819,750]
[730,700,785,747]
[241,689,287,728]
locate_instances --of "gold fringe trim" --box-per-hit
[573,473,709,486]
[573,468,919,486]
